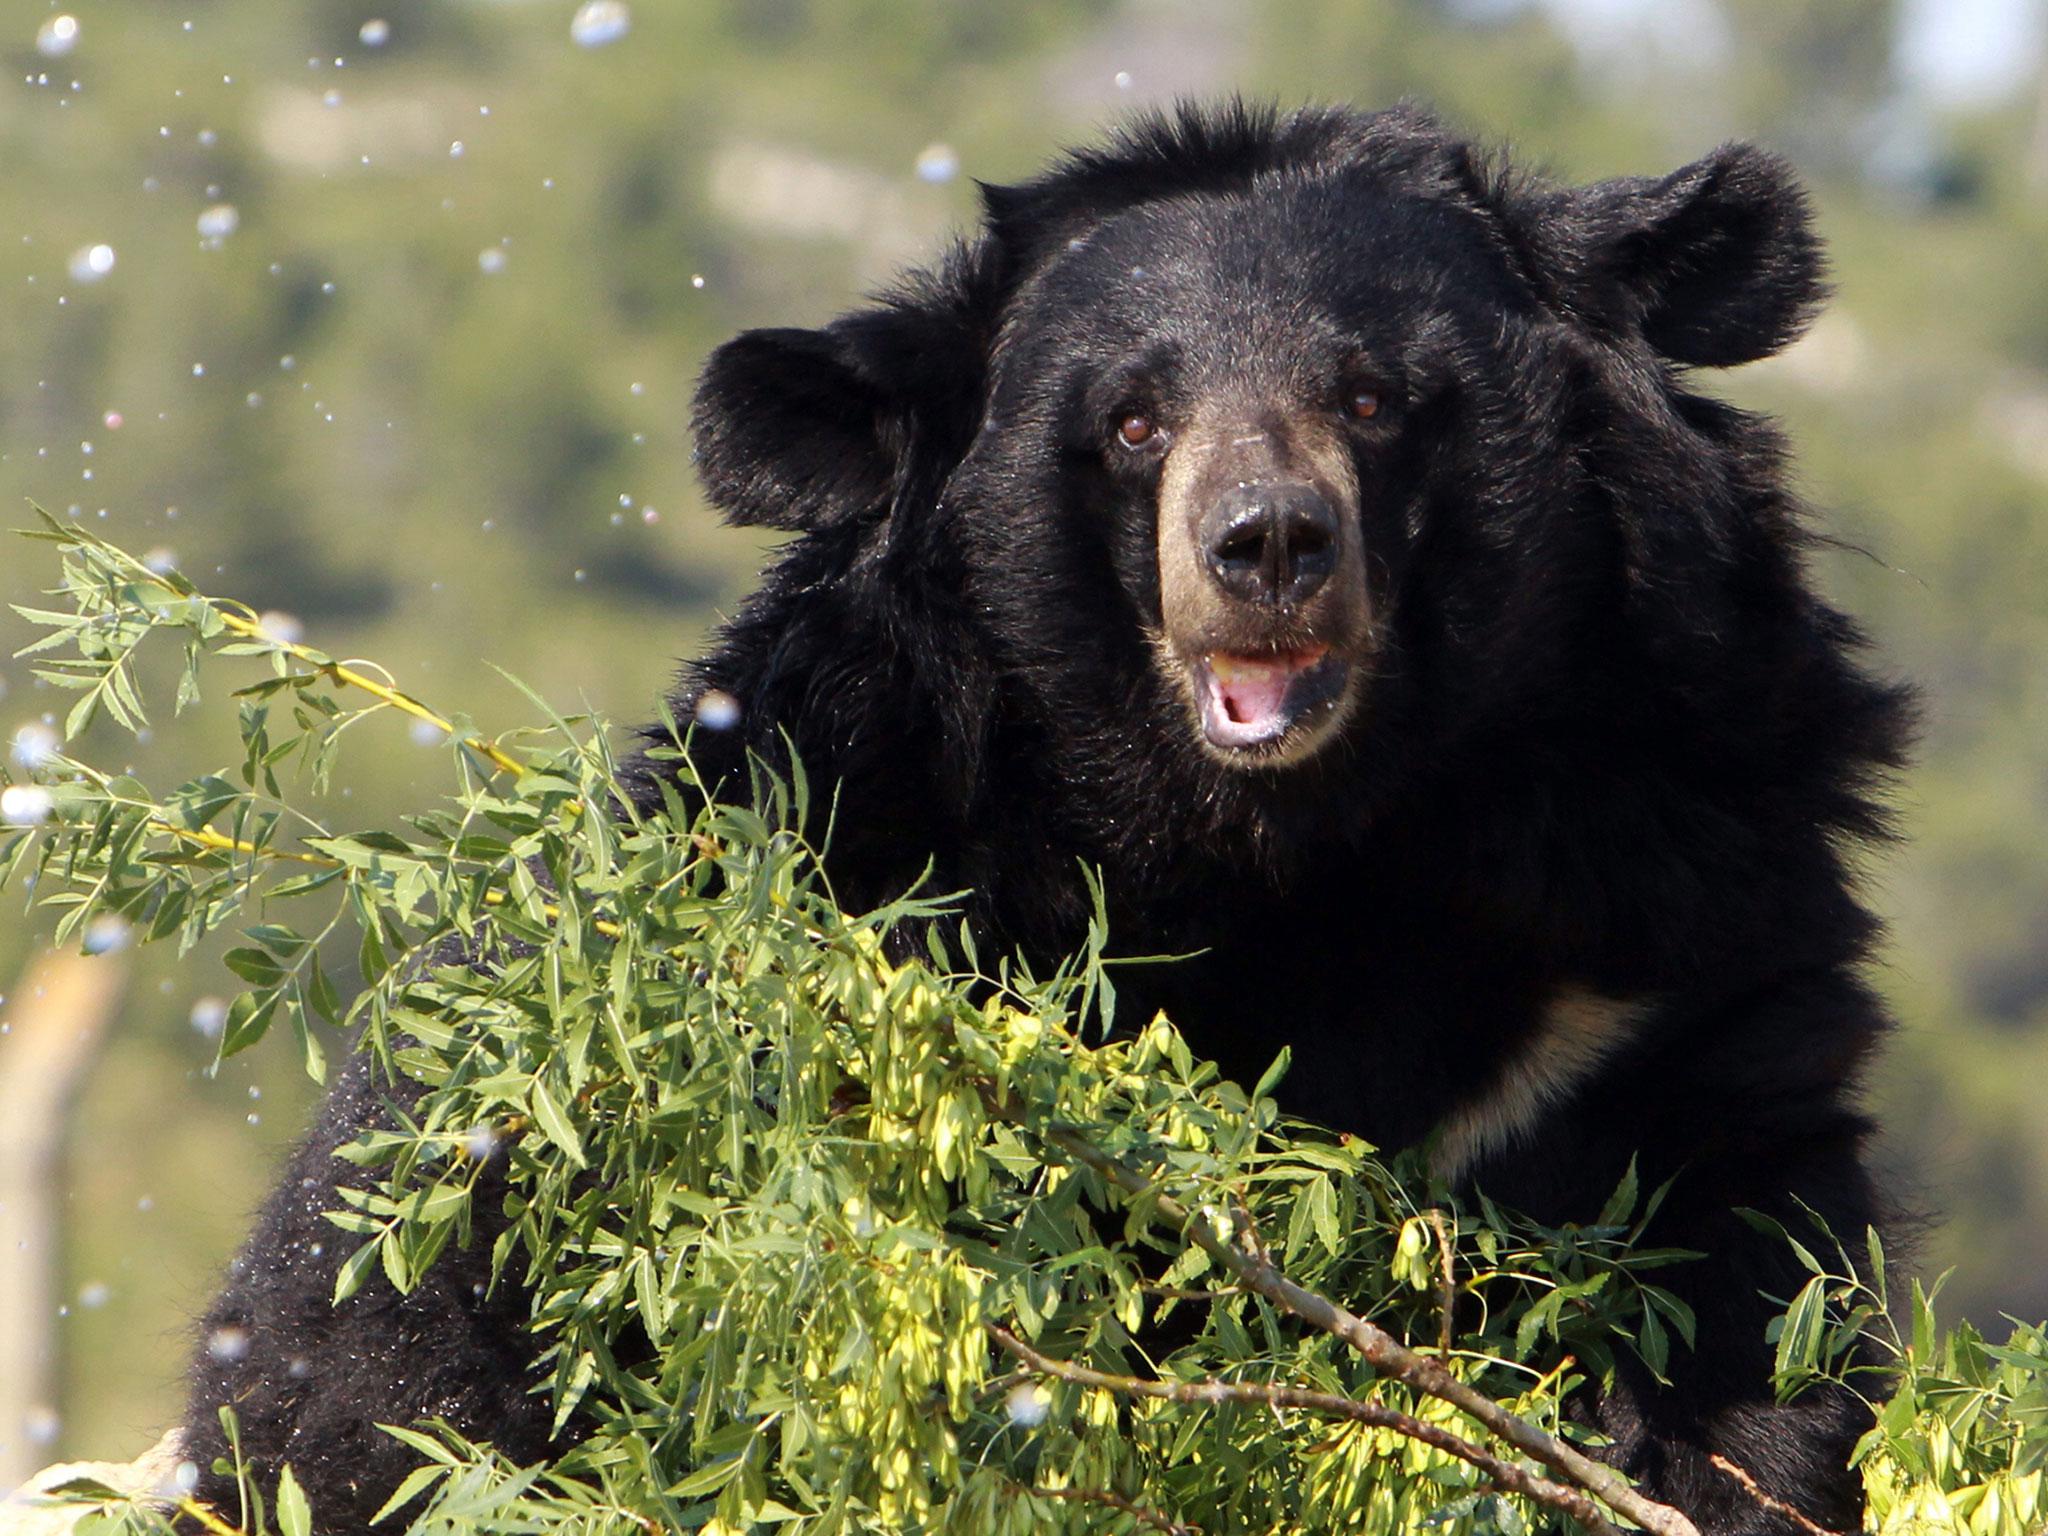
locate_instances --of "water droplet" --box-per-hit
[191,362,206,377]
[914,143,959,184]
[628,380,644,396]
[1005,1382,1050,1427]
[409,718,449,747]
[255,610,303,644]
[465,1125,499,1160]
[23,1405,60,1446]
[10,721,59,771]
[448,139,464,158]
[1113,70,1133,90]
[196,202,240,240]
[103,410,123,429]
[690,273,705,289]
[694,689,741,732]
[477,246,506,274]
[0,785,55,827]
[67,242,115,282]
[79,1281,110,1309]
[358,18,390,47]
[641,507,659,524]
[570,0,631,48]
[82,914,131,955]
[35,15,79,58]
[206,1325,251,1362]
[323,88,342,108]
[137,1195,154,1212]
[245,392,263,407]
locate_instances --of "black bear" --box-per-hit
[184,103,1910,1535]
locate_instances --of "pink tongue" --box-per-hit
[1218,663,1294,728]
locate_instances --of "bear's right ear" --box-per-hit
[691,326,904,532]
[1552,143,1827,368]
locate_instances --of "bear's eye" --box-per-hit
[1116,412,1162,450]
[1348,387,1383,421]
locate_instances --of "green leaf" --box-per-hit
[370,1463,449,1525]
[529,1080,586,1168]
[224,946,287,985]
[219,989,282,1057]
[334,1236,383,1304]
[1775,1274,1828,1389]
[275,1465,312,1536]
[1596,1156,1639,1229]
[1252,1046,1292,1103]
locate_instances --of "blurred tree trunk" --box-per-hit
[0,950,129,1488]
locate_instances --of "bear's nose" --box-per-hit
[1200,482,1339,607]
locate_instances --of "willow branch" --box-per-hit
[1429,1206,1457,1357]
[206,604,524,779]
[1019,1482,1200,1536]
[1708,1455,1843,1536]
[1027,1120,1701,1536]
[991,1326,1620,1536]
[175,1497,247,1536]
[155,822,336,866]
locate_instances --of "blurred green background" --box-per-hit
[0,0,2043,1471]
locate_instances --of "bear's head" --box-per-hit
[689,104,1878,863]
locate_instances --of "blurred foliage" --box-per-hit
[0,0,2042,1473]
[13,524,2048,1536]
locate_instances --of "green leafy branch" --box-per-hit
[9,517,2047,1536]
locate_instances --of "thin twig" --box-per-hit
[1025,1119,1701,1536]
[1022,1482,1201,1536]
[156,822,336,866]
[175,1497,246,1536]
[144,823,636,943]
[1139,1282,1244,1302]
[1428,1206,1456,1357]
[40,516,527,781]
[991,1327,1621,1536]
[204,604,525,779]
[1708,1455,1843,1536]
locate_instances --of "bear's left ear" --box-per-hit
[691,326,903,532]
[692,274,990,532]
[1563,144,1826,368]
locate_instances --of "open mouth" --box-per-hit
[1195,645,1350,752]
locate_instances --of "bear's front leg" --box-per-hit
[1457,980,1890,1535]
[180,1052,554,1535]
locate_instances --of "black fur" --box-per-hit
[186,103,1910,1535]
